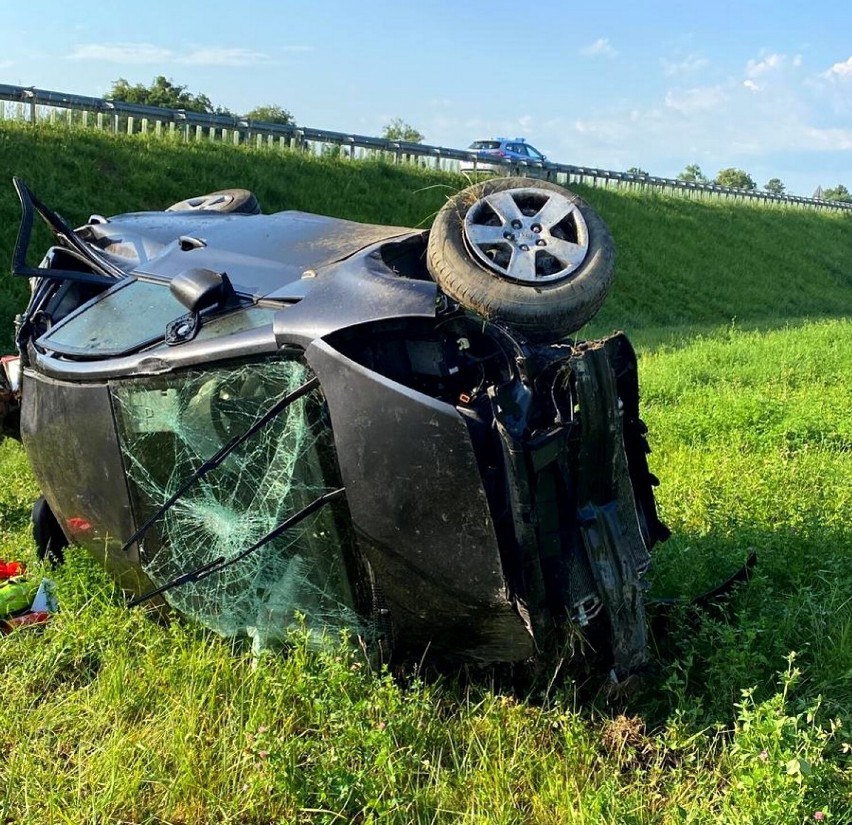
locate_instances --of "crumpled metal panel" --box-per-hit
[570,342,651,677]
[306,338,535,663]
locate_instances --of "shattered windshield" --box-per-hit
[111,357,365,651]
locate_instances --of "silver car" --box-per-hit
[460,138,549,176]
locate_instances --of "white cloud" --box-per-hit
[661,54,708,77]
[664,85,726,114]
[528,56,849,192]
[804,125,852,150]
[740,51,809,94]
[822,56,852,80]
[580,38,618,59]
[429,47,845,196]
[70,43,172,63]
[746,53,785,77]
[0,60,13,69]
[179,48,272,67]
[67,42,288,67]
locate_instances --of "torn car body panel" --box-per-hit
[306,337,535,663]
[572,342,652,676]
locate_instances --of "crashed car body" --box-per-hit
[2,177,668,676]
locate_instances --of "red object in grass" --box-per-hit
[0,611,51,633]
[0,560,26,580]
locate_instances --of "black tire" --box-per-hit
[32,496,67,566]
[427,177,615,340]
[165,188,261,215]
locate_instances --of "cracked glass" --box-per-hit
[111,357,365,651]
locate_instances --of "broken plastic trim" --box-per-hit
[11,178,125,284]
[128,487,346,606]
[119,375,321,554]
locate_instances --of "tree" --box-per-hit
[715,168,756,190]
[677,163,708,183]
[764,178,786,195]
[381,118,424,143]
[244,104,293,125]
[107,76,214,113]
[626,166,648,177]
[823,184,851,202]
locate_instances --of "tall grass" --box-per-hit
[0,122,850,823]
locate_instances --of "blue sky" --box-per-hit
[2,0,850,196]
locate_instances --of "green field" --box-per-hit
[0,123,850,824]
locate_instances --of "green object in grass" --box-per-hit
[0,576,39,618]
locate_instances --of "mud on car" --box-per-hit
[1,176,669,679]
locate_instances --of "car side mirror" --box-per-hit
[170,267,238,313]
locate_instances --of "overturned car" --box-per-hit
[1,176,669,678]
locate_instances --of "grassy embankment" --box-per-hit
[0,122,850,824]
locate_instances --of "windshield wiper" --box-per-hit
[127,487,346,607]
[120,375,321,554]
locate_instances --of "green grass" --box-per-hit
[0,123,850,823]
[584,187,851,334]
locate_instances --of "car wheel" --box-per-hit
[165,189,261,215]
[427,177,615,340]
[32,497,67,566]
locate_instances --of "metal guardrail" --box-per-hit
[2,82,850,212]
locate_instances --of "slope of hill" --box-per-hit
[1,122,850,344]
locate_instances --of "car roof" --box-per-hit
[471,137,527,144]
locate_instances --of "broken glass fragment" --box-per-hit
[111,357,365,652]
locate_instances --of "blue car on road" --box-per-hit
[460,137,549,175]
